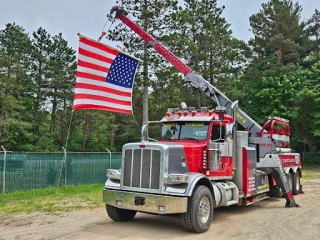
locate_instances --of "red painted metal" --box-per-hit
[258,119,291,138]
[242,148,250,196]
[279,154,301,167]
[113,7,193,76]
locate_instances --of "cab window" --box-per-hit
[161,122,209,140]
[211,125,225,141]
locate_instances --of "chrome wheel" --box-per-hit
[181,185,213,233]
[199,196,210,224]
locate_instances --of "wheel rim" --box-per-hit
[198,196,210,224]
[295,174,300,191]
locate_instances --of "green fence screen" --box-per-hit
[1,151,319,194]
[0,152,122,193]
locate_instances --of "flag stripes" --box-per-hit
[73,35,138,114]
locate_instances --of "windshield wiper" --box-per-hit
[161,137,175,141]
[180,137,200,142]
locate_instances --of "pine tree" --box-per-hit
[243,0,309,117]
[171,0,250,107]
[0,23,33,150]
[248,0,307,78]
[30,27,53,147]
[108,0,179,125]
[47,33,76,148]
[306,9,320,62]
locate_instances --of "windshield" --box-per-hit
[161,122,209,140]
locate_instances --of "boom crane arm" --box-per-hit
[110,6,262,135]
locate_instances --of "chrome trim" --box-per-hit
[139,149,143,187]
[103,189,188,214]
[120,143,165,194]
[130,149,134,187]
[149,150,153,189]
[106,169,121,180]
[208,176,233,180]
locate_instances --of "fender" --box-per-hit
[185,173,214,197]
[164,173,213,196]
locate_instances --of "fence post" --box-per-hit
[1,145,7,194]
[106,148,112,169]
[62,147,67,185]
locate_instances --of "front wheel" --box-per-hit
[181,185,213,233]
[106,204,137,222]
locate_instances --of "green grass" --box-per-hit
[0,184,105,216]
[302,165,320,180]
[1,166,319,216]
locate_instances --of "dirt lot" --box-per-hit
[1,179,320,240]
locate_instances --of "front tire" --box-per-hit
[291,172,300,195]
[106,204,137,222]
[181,185,213,233]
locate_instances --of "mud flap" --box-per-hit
[271,168,299,207]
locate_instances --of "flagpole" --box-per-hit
[132,113,142,134]
[58,109,74,186]
[64,109,74,151]
[77,33,143,63]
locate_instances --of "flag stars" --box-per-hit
[106,53,138,89]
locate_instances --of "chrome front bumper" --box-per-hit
[103,189,188,214]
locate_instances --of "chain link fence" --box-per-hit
[0,151,122,193]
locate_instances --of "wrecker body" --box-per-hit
[103,6,302,233]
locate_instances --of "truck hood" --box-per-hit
[123,141,207,173]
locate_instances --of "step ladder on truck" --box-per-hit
[102,6,302,233]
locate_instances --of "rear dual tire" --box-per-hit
[270,171,300,197]
[291,172,300,195]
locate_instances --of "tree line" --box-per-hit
[0,0,319,152]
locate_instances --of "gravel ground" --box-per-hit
[1,179,320,240]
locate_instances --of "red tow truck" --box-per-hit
[102,6,302,233]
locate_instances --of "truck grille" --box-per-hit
[123,149,161,189]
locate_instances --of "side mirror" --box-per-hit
[141,124,148,142]
[226,123,233,141]
[230,100,239,123]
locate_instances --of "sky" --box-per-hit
[1,0,319,51]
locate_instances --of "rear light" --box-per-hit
[139,144,146,148]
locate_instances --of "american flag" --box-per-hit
[73,35,139,114]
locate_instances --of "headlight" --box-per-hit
[166,174,188,185]
[106,169,121,180]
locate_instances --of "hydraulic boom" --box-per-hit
[110,6,263,136]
